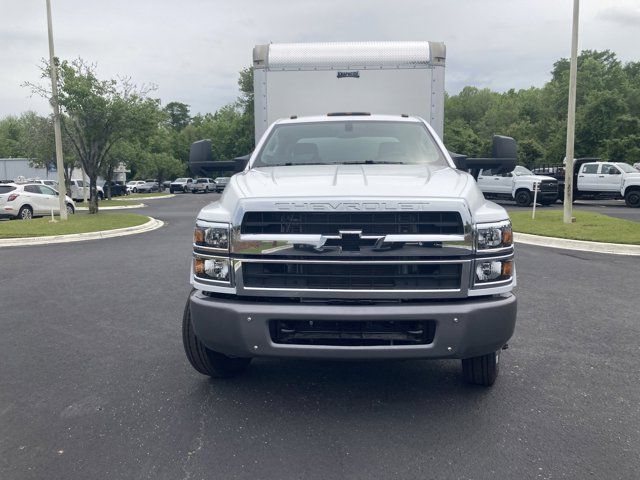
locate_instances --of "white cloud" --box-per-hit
[0,0,638,117]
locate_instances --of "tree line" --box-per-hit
[0,50,638,213]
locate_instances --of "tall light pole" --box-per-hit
[46,0,68,220]
[563,0,580,224]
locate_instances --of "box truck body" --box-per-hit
[252,41,446,143]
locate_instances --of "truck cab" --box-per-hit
[576,162,640,207]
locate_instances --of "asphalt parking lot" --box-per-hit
[1,193,639,480]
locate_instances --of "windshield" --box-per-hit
[513,165,533,176]
[196,179,207,183]
[215,177,228,182]
[616,163,636,173]
[175,178,187,182]
[252,121,447,168]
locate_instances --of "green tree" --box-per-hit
[26,58,162,213]
[163,101,191,131]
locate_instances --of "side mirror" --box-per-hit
[449,135,517,179]
[234,154,250,173]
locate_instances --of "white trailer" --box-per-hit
[252,41,446,143]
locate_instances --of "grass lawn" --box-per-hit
[93,199,144,207]
[510,210,640,245]
[0,213,149,238]
[118,192,171,200]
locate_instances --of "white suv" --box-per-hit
[0,183,75,220]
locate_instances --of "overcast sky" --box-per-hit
[1,0,639,118]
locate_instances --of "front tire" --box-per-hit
[462,350,500,386]
[625,189,640,208]
[66,203,75,215]
[515,190,532,207]
[182,298,251,378]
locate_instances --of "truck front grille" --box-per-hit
[540,180,558,192]
[241,211,463,235]
[269,319,436,346]
[242,262,462,290]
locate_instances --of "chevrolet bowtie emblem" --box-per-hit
[337,230,363,252]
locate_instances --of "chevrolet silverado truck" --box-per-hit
[183,114,518,386]
[477,165,558,207]
[535,158,640,207]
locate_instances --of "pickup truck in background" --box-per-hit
[476,165,558,207]
[535,158,640,207]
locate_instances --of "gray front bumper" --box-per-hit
[189,291,517,360]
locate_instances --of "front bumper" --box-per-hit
[189,291,517,360]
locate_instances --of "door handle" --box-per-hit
[494,178,500,180]
[578,175,584,177]
[598,175,604,178]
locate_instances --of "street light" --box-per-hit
[563,0,580,224]
[46,0,68,220]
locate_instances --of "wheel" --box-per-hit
[515,190,532,207]
[133,188,138,193]
[18,205,33,220]
[182,298,251,378]
[169,188,174,194]
[462,350,500,386]
[625,189,640,208]
[66,203,75,215]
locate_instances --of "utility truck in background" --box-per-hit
[476,165,559,207]
[184,41,518,386]
[535,159,640,207]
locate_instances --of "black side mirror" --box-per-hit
[234,154,250,173]
[449,135,517,179]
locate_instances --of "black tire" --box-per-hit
[169,187,174,194]
[182,298,251,378]
[18,205,33,220]
[515,190,532,207]
[625,189,640,208]
[462,350,500,386]
[66,203,75,215]
[133,188,138,193]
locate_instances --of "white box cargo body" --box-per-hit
[252,41,446,143]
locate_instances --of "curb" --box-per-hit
[0,217,164,248]
[77,204,145,211]
[514,232,640,256]
[116,194,175,201]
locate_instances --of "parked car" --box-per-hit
[162,180,171,191]
[169,178,194,193]
[192,178,215,193]
[0,182,75,220]
[126,180,146,193]
[136,180,160,194]
[634,162,640,172]
[214,177,230,192]
[102,181,127,197]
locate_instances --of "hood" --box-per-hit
[516,174,557,182]
[234,164,470,199]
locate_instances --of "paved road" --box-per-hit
[1,193,639,480]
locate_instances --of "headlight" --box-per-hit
[474,258,513,284]
[194,222,229,250]
[194,256,231,282]
[476,220,512,250]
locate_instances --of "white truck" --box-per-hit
[476,165,559,207]
[184,42,518,386]
[535,159,640,207]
